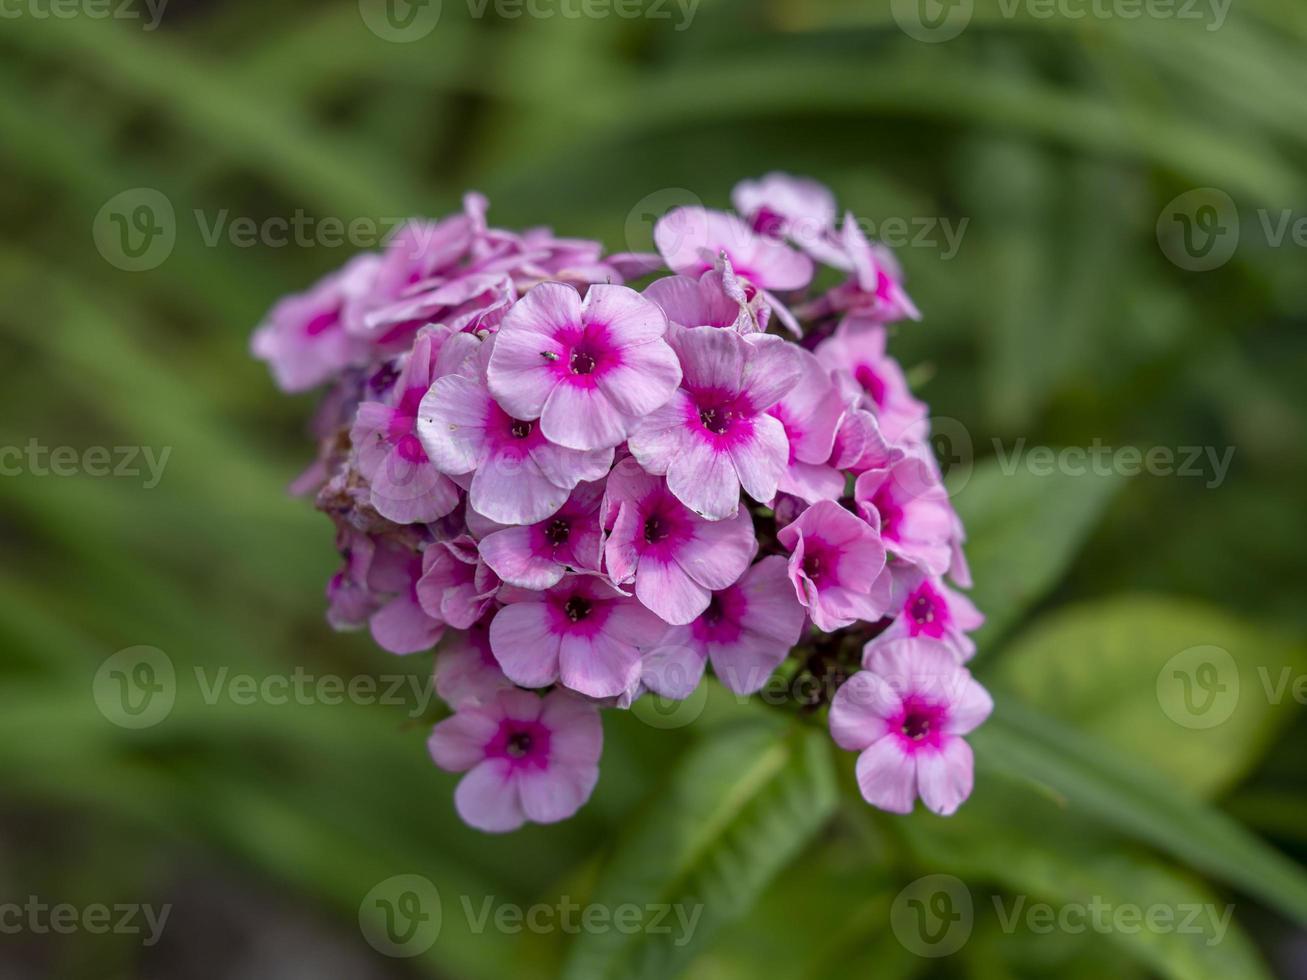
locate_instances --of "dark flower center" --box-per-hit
[510,419,534,439]
[902,712,932,741]
[545,519,570,546]
[802,554,823,584]
[506,732,533,758]
[703,594,723,625]
[644,515,666,544]
[570,350,597,375]
[698,406,733,435]
[564,597,591,622]
[910,594,935,625]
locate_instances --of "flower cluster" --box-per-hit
[253,175,991,832]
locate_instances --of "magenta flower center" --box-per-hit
[892,696,948,753]
[871,487,902,541]
[644,515,666,544]
[910,593,935,625]
[486,719,551,769]
[564,596,591,622]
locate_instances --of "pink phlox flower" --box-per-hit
[417,339,614,525]
[487,281,682,451]
[416,535,500,630]
[434,615,514,709]
[488,573,668,699]
[644,269,758,333]
[819,213,921,324]
[777,499,892,632]
[477,481,605,590]
[627,327,800,520]
[251,253,380,393]
[428,688,602,833]
[731,172,847,268]
[602,457,755,626]
[868,566,983,662]
[768,347,846,503]
[326,526,379,630]
[829,405,904,474]
[367,538,446,655]
[830,638,992,815]
[654,206,813,335]
[349,328,464,524]
[653,555,806,697]
[815,322,928,446]
[853,453,955,577]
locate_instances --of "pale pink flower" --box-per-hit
[417,344,613,525]
[868,567,983,661]
[428,688,602,833]
[777,500,891,632]
[628,327,800,520]
[651,556,806,697]
[830,638,992,815]
[477,482,605,590]
[367,540,445,655]
[488,575,668,699]
[349,328,465,524]
[768,347,846,503]
[603,458,755,626]
[434,616,514,708]
[486,282,682,451]
[854,454,955,577]
[815,322,927,447]
[415,536,500,630]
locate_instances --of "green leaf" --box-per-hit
[951,458,1125,650]
[560,722,838,980]
[973,699,1307,927]
[900,779,1273,980]
[992,595,1306,797]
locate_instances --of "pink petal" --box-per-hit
[416,375,489,475]
[518,764,599,825]
[945,677,994,737]
[641,641,707,699]
[916,737,974,816]
[637,556,711,626]
[667,436,740,521]
[729,414,790,506]
[626,392,694,475]
[489,602,561,688]
[678,506,755,591]
[370,596,442,655]
[558,632,641,699]
[479,526,565,590]
[740,335,802,412]
[670,324,745,393]
[428,710,498,772]
[455,759,526,833]
[854,736,917,814]
[594,340,682,417]
[540,691,604,767]
[583,283,668,347]
[829,670,898,751]
[737,556,806,644]
[469,454,569,525]
[541,382,629,451]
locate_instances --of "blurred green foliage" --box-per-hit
[1,0,1305,977]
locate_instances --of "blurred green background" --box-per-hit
[2,0,1306,977]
